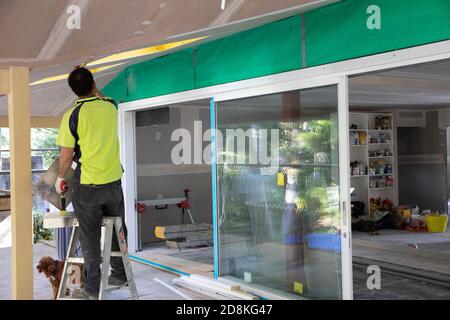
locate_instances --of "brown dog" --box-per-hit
[37,256,84,299]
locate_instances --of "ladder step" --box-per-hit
[67,257,84,264]
[66,252,123,264]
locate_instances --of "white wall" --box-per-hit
[135,105,212,244]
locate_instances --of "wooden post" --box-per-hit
[8,67,33,300]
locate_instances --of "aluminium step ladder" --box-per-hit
[57,216,138,300]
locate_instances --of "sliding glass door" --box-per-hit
[213,81,351,299]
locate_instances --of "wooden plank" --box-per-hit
[172,278,232,300]
[179,276,258,300]
[8,67,33,300]
[135,251,214,276]
[191,274,240,290]
[166,238,213,249]
[155,223,213,240]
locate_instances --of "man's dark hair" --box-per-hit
[68,67,94,97]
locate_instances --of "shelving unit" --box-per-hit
[349,113,397,217]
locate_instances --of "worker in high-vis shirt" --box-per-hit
[55,67,127,300]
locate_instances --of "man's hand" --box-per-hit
[55,176,68,195]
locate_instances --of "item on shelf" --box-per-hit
[358,131,367,145]
[375,115,392,130]
[379,133,391,143]
[350,161,360,176]
[350,124,358,129]
[369,136,378,144]
[376,162,385,174]
[385,164,393,174]
[385,176,394,187]
[359,163,367,175]
[350,131,359,145]
[350,161,367,176]
[370,175,393,188]
[369,164,377,175]
[369,150,378,157]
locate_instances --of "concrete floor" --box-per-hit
[352,228,450,276]
[353,228,450,248]
[0,243,203,300]
[3,238,450,300]
[353,263,450,300]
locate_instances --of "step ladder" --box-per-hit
[57,216,138,300]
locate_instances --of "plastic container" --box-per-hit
[306,233,341,252]
[425,215,448,233]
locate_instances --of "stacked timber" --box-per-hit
[173,274,259,300]
[155,223,213,249]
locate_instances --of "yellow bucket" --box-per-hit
[426,215,448,233]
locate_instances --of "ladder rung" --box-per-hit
[67,257,84,264]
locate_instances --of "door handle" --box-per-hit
[342,200,348,227]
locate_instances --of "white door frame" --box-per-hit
[118,39,450,299]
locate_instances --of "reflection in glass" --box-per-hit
[216,86,342,299]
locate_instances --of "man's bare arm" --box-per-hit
[59,147,74,178]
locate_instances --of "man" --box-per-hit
[55,67,127,300]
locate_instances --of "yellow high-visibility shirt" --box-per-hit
[56,96,123,185]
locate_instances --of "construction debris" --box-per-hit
[172,274,259,300]
[155,224,213,249]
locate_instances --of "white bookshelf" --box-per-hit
[349,112,397,217]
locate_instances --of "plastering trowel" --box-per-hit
[35,158,75,215]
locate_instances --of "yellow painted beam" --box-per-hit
[8,67,33,300]
[0,70,9,94]
[0,116,61,128]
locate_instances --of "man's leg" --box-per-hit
[103,182,128,281]
[72,183,104,295]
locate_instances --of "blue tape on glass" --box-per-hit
[129,255,190,277]
[210,97,219,279]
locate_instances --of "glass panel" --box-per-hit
[216,86,342,299]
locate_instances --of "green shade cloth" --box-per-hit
[195,15,302,88]
[102,0,450,103]
[305,0,450,67]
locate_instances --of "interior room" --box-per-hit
[348,59,450,294]
[133,100,214,270]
